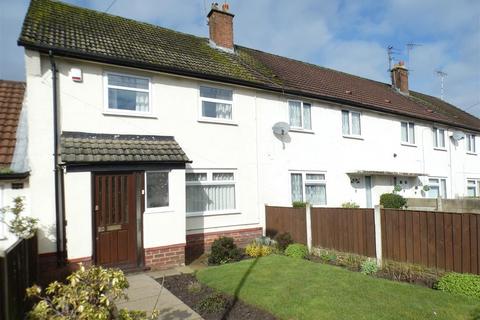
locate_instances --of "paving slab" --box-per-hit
[120,273,202,320]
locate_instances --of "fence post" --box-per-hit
[374,205,383,267]
[305,204,312,252]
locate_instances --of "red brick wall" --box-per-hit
[186,227,262,263]
[144,243,185,270]
[38,253,93,285]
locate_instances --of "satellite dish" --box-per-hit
[451,131,465,141]
[272,122,290,136]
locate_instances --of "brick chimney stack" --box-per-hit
[391,61,409,94]
[207,2,234,52]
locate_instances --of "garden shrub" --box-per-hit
[380,193,407,209]
[437,272,480,299]
[336,252,366,270]
[285,243,309,259]
[187,281,202,294]
[26,264,158,320]
[253,236,277,247]
[292,201,308,208]
[245,242,273,257]
[196,292,228,314]
[341,201,360,208]
[1,197,38,239]
[379,260,442,288]
[208,237,242,265]
[360,259,378,275]
[274,232,293,252]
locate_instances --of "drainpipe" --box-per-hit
[49,51,66,266]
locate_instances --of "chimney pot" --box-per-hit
[207,3,234,51]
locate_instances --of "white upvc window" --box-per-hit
[401,121,415,144]
[342,110,361,136]
[433,127,446,149]
[104,72,151,115]
[466,133,477,154]
[145,171,169,211]
[290,172,327,205]
[427,178,447,199]
[467,179,480,197]
[288,100,312,130]
[186,170,237,215]
[199,86,234,122]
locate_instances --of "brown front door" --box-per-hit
[93,172,138,268]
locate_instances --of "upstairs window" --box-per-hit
[401,121,415,144]
[288,101,312,130]
[428,178,447,199]
[433,127,446,149]
[106,73,150,113]
[342,110,361,136]
[199,86,233,121]
[291,172,326,205]
[467,179,479,197]
[466,133,476,153]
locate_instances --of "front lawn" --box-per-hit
[196,255,479,320]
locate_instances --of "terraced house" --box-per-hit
[16,0,480,272]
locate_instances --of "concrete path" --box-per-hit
[118,268,203,320]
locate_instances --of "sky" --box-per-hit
[1,0,479,117]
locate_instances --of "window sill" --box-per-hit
[466,152,478,156]
[144,207,173,214]
[103,111,157,119]
[401,142,417,148]
[186,210,241,218]
[197,118,238,126]
[343,135,363,141]
[290,128,314,134]
[433,147,447,152]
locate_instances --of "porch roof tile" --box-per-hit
[60,132,190,164]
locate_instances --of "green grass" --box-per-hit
[196,255,479,320]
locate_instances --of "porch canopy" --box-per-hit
[346,170,427,177]
[60,131,190,171]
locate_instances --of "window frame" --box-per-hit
[342,109,362,138]
[467,179,480,197]
[185,169,238,216]
[400,121,416,146]
[466,133,477,154]
[433,127,447,150]
[290,171,327,206]
[144,170,170,213]
[427,177,447,199]
[198,85,235,125]
[103,71,153,117]
[288,100,313,131]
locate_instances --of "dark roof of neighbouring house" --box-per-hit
[18,0,480,132]
[0,80,25,168]
[60,132,190,163]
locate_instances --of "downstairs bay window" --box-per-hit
[186,171,236,215]
[291,172,327,205]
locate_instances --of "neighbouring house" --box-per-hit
[0,80,30,245]
[17,0,480,272]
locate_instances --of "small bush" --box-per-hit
[380,193,407,209]
[379,260,442,288]
[245,243,273,257]
[292,201,308,208]
[187,281,202,294]
[361,259,378,275]
[336,252,366,271]
[253,236,277,247]
[341,201,360,208]
[208,237,242,265]
[196,292,228,314]
[285,243,309,259]
[274,232,293,252]
[437,273,480,299]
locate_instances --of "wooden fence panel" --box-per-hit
[381,209,480,274]
[311,208,376,257]
[265,206,307,244]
